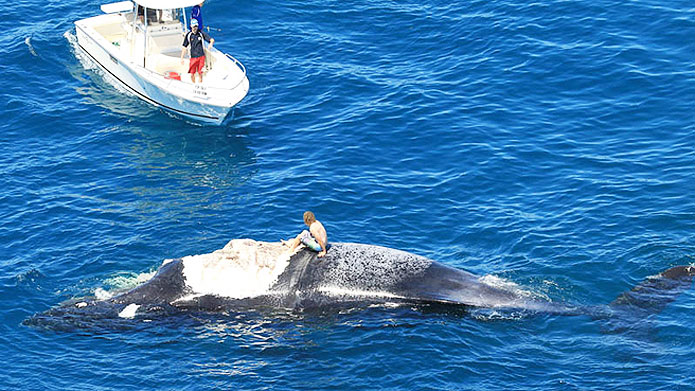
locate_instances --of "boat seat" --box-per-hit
[148,52,187,76]
[149,33,184,55]
[94,21,124,39]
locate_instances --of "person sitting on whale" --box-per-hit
[283,211,328,257]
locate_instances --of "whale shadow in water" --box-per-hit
[24,240,695,332]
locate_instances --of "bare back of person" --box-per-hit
[309,220,327,252]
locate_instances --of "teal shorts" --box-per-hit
[299,230,322,252]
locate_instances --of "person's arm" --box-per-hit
[180,33,189,64]
[311,223,328,257]
[203,31,214,48]
[317,243,327,257]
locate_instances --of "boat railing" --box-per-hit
[224,53,247,87]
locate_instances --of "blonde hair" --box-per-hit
[303,211,316,225]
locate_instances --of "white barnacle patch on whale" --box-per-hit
[118,303,140,318]
[181,239,291,299]
[317,286,405,300]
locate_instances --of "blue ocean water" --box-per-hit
[2,0,695,389]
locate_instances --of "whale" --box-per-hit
[25,239,695,330]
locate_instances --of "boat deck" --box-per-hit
[84,13,241,89]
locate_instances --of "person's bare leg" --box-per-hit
[199,72,204,84]
[190,73,195,83]
[288,233,304,252]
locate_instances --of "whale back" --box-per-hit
[271,243,434,307]
[272,243,551,310]
[109,259,189,305]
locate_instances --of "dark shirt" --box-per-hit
[191,5,203,29]
[182,30,212,58]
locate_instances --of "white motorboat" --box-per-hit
[74,0,249,124]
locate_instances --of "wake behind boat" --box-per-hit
[74,0,249,124]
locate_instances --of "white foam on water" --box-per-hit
[64,31,93,68]
[95,271,157,300]
[479,274,552,305]
[94,288,112,300]
[105,271,157,288]
[24,36,37,57]
[480,274,535,298]
[181,239,292,300]
[118,303,140,318]
[63,30,130,94]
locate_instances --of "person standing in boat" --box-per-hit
[191,2,209,70]
[180,19,214,84]
[191,2,204,31]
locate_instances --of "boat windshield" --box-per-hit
[136,6,183,25]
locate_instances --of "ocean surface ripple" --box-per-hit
[1,0,694,389]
